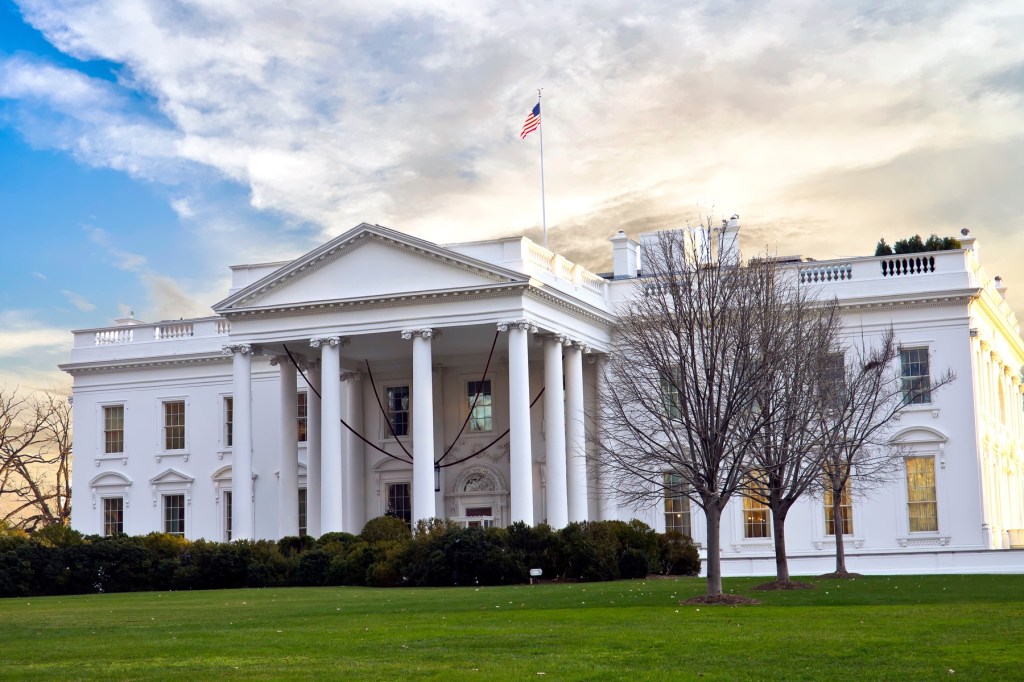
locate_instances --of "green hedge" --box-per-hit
[0,519,700,598]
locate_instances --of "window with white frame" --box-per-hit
[900,348,932,405]
[384,385,410,437]
[386,482,412,527]
[163,494,186,536]
[102,497,124,535]
[298,487,308,537]
[467,380,492,432]
[906,456,938,532]
[297,392,308,443]
[663,473,691,536]
[742,477,771,539]
[224,396,233,448]
[223,490,233,541]
[163,400,186,450]
[660,371,682,419]
[823,481,853,535]
[103,405,124,455]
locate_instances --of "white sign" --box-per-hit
[529,568,543,577]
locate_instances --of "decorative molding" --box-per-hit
[536,332,571,346]
[896,535,951,548]
[497,319,538,333]
[61,353,228,375]
[401,328,436,340]
[221,343,253,356]
[340,371,362,382]
[310,335,343,349]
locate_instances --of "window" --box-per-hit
[386,482,412,527]
[465,506,493,528]
[163,494,185,536]
[385,386,410,437]
[163,400,186,450]
[900,348,932,404]
[660,372,682,419]
[467,380,493,432]
[224,397,233,448]
[103,405,124,455]
[102,497,124,535]
[224,490,233,541]
[743,479,771,539]
[906,456,938,532]
[298,487,308,537]
[663,473,691,536]
[297,392,308,443]
[821,353,846,411]
[824,482,853,535]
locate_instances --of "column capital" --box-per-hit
[498,319,537,334]
[222,343,253,356]
[536,332,571,347]
[310,335,347,349]
[401,328,437,340]
[340,370,362,382]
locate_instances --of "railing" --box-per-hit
[216,319,231,334]
[95,329,133,345]
[522,238,608,299]
[154,322,194,340]
[880,255,936,277]
[78,317,230,348]
[799,263,853,284]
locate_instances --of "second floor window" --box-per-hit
[900,348,931,404]
[297,392,308,443]
[224,397,233,447]
[103,405,124,454]
[467,380,492,431]
[660,371,682,419]
[164,401,186,450]
[385,386,410,437]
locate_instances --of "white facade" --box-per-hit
[62,222,1024,574]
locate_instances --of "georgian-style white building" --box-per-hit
[62,221,1024,575]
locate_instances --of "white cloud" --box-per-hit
[32,272,47,281]
[86,226,148,272]
[60,290,96,312]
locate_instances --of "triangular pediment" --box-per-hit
[214,223,526,312]
[149,468,195,486]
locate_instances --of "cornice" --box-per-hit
[59,352,229,376]
[835,289,979,313]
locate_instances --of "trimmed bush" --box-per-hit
[659,531,701,576]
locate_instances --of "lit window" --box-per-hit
[298,487,307,537]
[743,478,770,539]
[385,386,410,437]
[163,494,185,536]
[386,482,412,527]
[164,401,186,450]
[297,392,308,443]
[824,482,853,535]
[103,405,124,455]
[467,380,493,431]
[102,497,124,536]
[224,397,233,448]
[900,348,932,404]
[906,456,938,532]
[224,490,233,541]
[663,473,691,536]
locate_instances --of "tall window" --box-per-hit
[660,372,682,419]
[297,392,308,443]
[224,397,233,447]
[743,479,771,539]
[163,494,185,536]
[821,353,847,411]
[900,348,932,404]
[386,482,412,527]
[103,405,124,454]
[164,400,186,450]
[224,490,233,542]
[385,386,410,437]
[824,482,853,535]
[906,456,938,532]
[298,487,308,537]
[663,473,691,536]
[102,497,124,536]
[467,380,492,431]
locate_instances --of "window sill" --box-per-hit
[897,404,940,419]
[896,534,950,547]
[156,450,190,463]
[94,454,128,466]
[730,539,773,553]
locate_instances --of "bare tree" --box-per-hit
[816,329,953,575]
[596,221,789,597]
[0,389,73,530]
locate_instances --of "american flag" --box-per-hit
[520,103,540,139]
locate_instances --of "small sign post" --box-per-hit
[529,568,542,585]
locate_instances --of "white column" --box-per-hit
[565,342,589,523]
[404,329,436,524]
[305,361,322,538]
[313,336,344,533]
[543,335,568,529]
[224,344,254,540]
[276,357,299,538]
[342,371,365,533]
[594,355,610,521]
[502,320,535,525]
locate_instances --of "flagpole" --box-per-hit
[537,88,547,250]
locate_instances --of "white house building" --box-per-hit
[62,221,1024,575]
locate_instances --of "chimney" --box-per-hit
[114,310,144,326]
[995,275,1008,299]
[719,214,741,265]
[610,230,639,278]
[959,227,977,254]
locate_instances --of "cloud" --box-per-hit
[85,226,148,272]
[32,272,46,281]
[60,290,96,312]
[0,310,72,393]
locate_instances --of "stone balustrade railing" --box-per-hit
[522,238,609,299]
[77,316,231,349]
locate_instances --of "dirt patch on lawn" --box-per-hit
[817,571,864,580]
[682,594,760,606]
[752,580,816,591]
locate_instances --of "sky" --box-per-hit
[2,0,1023,391]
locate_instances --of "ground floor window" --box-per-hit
[824,482,853,535]
[743,492,770,539]
[224,490,233,541]
[102,497,124,536]
[464,506,494,528]
[906,456,938,532]
[663,473,690,536]
[386,482,412,527]
[298,487,308,537]
[163,494,185,536]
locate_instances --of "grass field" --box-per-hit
[1,574,1022,680]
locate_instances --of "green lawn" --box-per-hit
[1,574,1022,680]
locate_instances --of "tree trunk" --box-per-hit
[833,491,847,574]
[704,504,723,596]
[771,506,790,583]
